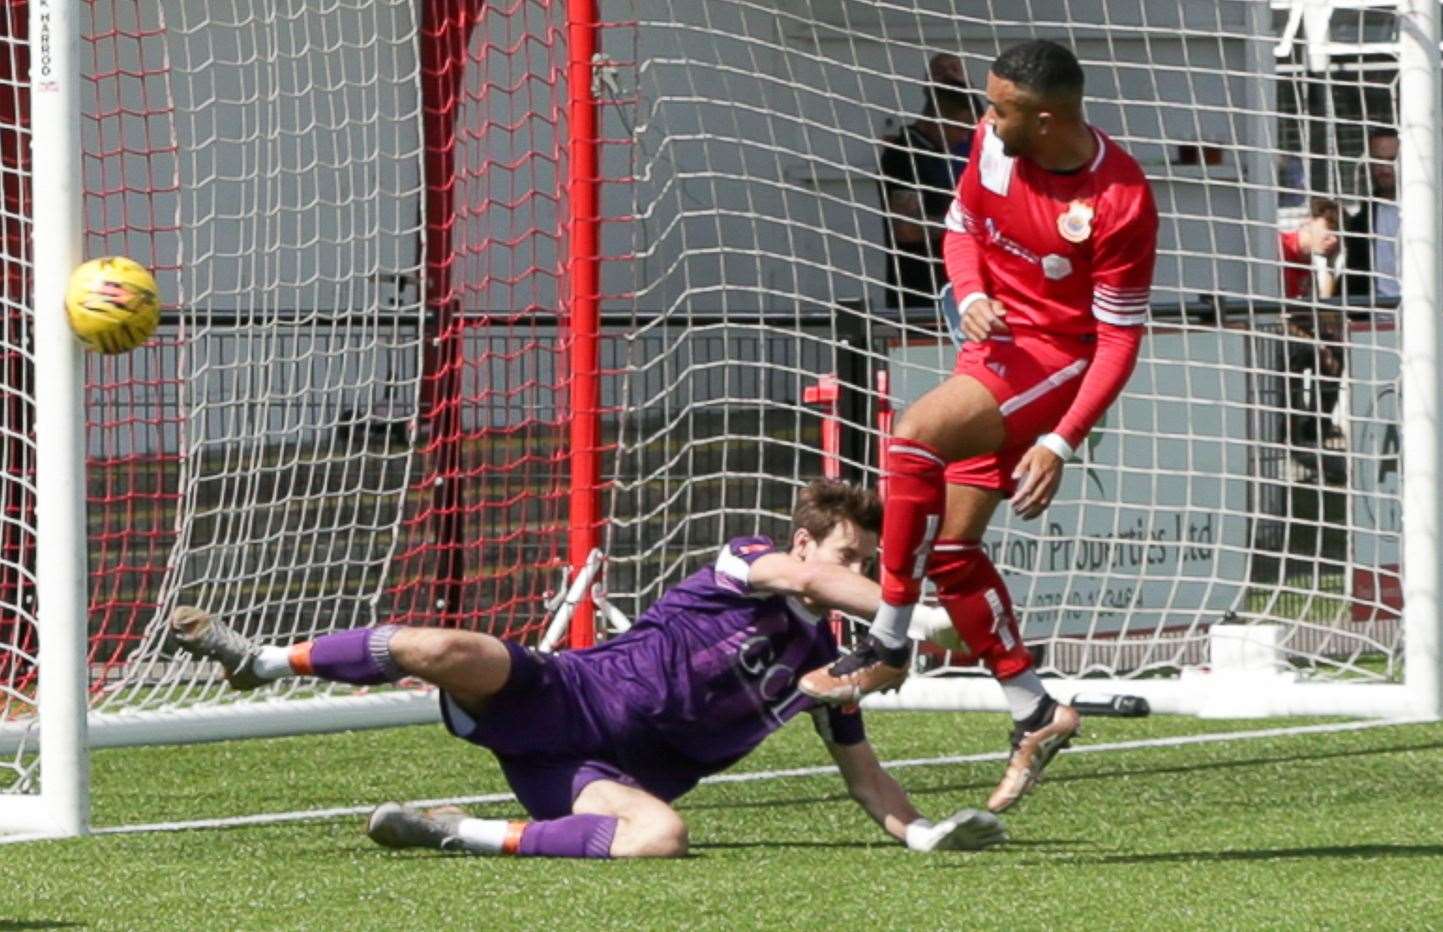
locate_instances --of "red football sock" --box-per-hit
[928,541,1033,680]
[878,439,947,607]
[870,439,947,648]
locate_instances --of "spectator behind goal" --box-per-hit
[878,53,978,310]
[1279,197,1342,301]
[1279,197,1346,485]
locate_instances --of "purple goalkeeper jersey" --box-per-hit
[552,536,865,787]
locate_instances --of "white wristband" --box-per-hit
[1036,432,1075,461]
[957,291,990,317]
[904,819,936,852]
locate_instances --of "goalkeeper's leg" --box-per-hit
[170,607,511,710]
[366,778,686,859]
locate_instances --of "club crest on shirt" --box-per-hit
[1058,199,1094,243]
[1042,254,1073,280]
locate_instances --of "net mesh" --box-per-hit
[605,0,1407,683]
[5,0,589,797]
[0,0,35,795]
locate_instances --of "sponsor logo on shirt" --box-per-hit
[983,218,1039,266]
[735,634,807,726]
[737,542,770,555]
[1042,254,1074,280]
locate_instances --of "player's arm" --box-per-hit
[818,728,1006,851]
[944,127,1008,341]
[749,552,964,648]
[825,735,919,840]
[1045,178,1159,451]
[1011,321,1143,518]
[1012,176,1160,520]
[747,552,881,618]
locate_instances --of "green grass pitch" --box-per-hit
[7,710,1443,930]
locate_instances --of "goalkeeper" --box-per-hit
[171,478,1000,860]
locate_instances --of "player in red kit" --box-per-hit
[801,40,1158,813]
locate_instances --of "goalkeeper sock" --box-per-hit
[287,626,402,686]
[517,814,619,858]
[455,814,618,858]
[871,439,947,649]
[453,817,513,854]
[251,647,293,681]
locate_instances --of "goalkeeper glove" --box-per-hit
[904,808,1007,852]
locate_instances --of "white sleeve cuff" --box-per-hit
[904,819,937,851]
[1037,432,1075,461]
[713,547,752,586]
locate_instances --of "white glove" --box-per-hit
[904,808,1007,852]
[907,603,966,653]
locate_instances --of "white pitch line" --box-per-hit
[0,716,1426,844]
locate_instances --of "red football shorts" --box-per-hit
[946,332,1094,496]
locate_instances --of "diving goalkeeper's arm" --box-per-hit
[814,729,1006,852]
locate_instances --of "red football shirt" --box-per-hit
[941,123,1158,451]
[944,122,1158,336]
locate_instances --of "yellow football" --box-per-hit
[64,256,160,355]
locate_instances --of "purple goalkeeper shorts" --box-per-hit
[439,640,693,820]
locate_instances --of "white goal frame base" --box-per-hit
[872,675,1416,720]
[0,691,441,756]
[880,622,1420,719]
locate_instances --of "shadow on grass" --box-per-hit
[1040,737,1443,791]
[999,838,1099,851]
[848,736,1443,804]
[672,737,1443,835]
[678,779,1006,813]
[680,790,856,812]
[1083,843,1443,865]
[693,837,1096,856]
[0,922,86,930]
[691,840,881,851]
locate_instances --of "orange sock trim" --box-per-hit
[501,820,527,856]
[288,643,314,676]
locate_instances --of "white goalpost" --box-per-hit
[1395,0,1443,721]
[0,0,92,839]
[2,0,1440,839]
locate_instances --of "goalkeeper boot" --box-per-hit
[367,802,472,854]
[798,634,910,705]
[986,697,1081,813]
[169,605,266,691]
